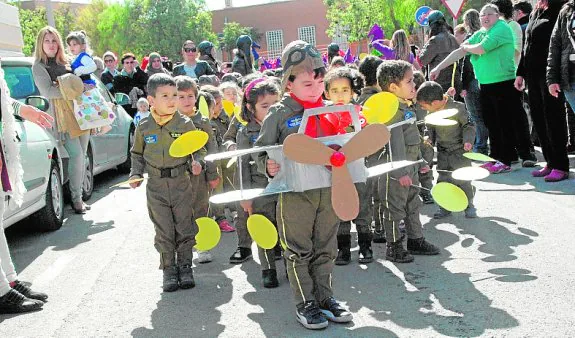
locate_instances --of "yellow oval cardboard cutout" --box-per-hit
[223,99,235,117]
[247,214,278,249]
[194,217,221,251]
[431,182,469,212]
[362,92,400,124]
[463,152,495,162]
[199,96,210,119]
[169,130,209,158]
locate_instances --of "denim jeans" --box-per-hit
[464,79,489,154]
[63,133,89,203]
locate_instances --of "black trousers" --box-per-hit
[480,80,530,165]
[526,75,569,171]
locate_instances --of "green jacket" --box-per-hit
[428,98,475,152]
[468,19,517,84]
[172,60,215,78]
[210,112,231,151]
[130,113,196,178]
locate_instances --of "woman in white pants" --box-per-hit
[0,61,53,314]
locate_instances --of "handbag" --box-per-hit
[73,88,116,130]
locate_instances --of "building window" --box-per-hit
[298,26,316,46]
[332,25,349,51]
[266,30,284,59]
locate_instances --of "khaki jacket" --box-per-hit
[428,98,475,152]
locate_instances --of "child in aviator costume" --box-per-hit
[255,41,353,330]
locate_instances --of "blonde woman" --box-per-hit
[32,26,91,214]
[391,30,421,70]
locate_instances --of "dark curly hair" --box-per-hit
[416,81,444,104]
[324,66,365,96]
[490,0,513,19]
[359,55,384,87]
[376,60,412,92]
[241,79,280,122]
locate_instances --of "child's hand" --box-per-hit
[208,177,220,189]
[266,159,280,177]
[429,68,440,81]
[129,176,142,189]
[398,175,413,187]
[240,200,253,215]
[191,161,202,176]
[446,87,456,97]
[464,143,473,151]
[419,165,430,174]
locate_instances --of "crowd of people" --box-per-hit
[1,0,574,332]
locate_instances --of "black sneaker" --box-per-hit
[334,248,351,265]
[163,266,179,292]
[386,241,414,263]
[178,264,195,289]
[433,208,452,219]
[522,154,538,168]
[407,237,440,255]
[420,192,434,204]
[274,244,283,261]
[465,206,478,219]
[358,244,374,264]
[0,289,43,314]
[12,280,48,302]
[296,300,328,330]
[372,231,386,244]
[320,297,353,323]
[229,247,252,264]
[262,269,279,288]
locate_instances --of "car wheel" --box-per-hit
[117,126,134,174]
[31,159,64,231]
[82,148,94,201]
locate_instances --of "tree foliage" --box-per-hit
[324,0,490,44]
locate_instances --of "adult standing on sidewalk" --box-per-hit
[32,26,92,213]
[430,4,537,174]
[0,60,53,314]
[516,0,569,182]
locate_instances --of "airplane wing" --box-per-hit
[367,160,424,178]
[204,144,283,162]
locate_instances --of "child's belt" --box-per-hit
[147,164,188,178]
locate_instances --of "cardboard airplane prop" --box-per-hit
[205,104,422,221]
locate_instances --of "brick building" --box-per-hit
[211,0,349,62]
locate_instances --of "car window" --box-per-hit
[94,76,112,103]
[2,66,39,100]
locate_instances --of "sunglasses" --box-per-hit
[184,47,197,53]
[283,44,321,70]
[104,59,115,63]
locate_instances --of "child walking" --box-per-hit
[255,41,353,330]
[129,74,199,292]
[376,60,439,263]
[416,81,477,218]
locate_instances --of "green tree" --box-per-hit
[75,0,109,56]
[54,4,78,39]
[221,22,252,59]
[18,7,48,56]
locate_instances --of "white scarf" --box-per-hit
[0,67,26,208]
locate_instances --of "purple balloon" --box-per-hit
[368,24,385,42]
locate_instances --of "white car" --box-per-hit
[1,57,134,231]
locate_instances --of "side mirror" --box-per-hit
[115,93,131,106]
[25,96,50,112]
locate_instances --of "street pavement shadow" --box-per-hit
[131,246,234,337]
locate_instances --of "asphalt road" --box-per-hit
[1,155,575,337]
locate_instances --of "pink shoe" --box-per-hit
[218,219,236,232]
[489,161,511,174]
[544,169,569,182]
[480,162,495,170]
[532,166,552,178]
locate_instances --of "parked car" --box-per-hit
[1,57,134,230]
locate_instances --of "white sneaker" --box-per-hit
[197,250,212,264]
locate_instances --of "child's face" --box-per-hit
[68,39,83,55]
[208,103,216,119]
[223,88,238,103]
[419,99,445,113]
[137,104,148,113]
[389,68,416,100]
[213,97,223,117]
[177,89,197,117]
[251,94,280,123]
[287,71,325,102]
[148,85,178,115]
[325,78,353,105]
